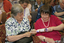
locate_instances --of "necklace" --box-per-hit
[41,18,50,28]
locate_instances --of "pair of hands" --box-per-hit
[24,26,55,37]
[47,27,55,32]
[24,29,37,37]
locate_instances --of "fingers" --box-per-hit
[30,29,37,34]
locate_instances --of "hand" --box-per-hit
[35,8,38,11]
[24,32,31,37]
[47,27,54,32]
[45,37,55,43]
[30,29,37,35]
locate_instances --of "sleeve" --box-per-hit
[53,15,62,26]
[53,6,56,14]
[34,22,42,36]
[27,8,30,16]
[5,21,16,36]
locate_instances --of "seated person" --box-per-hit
[19,0,32,22]
[31,0,43,12]
[53,0,64,21]
[0,0,12,19]
[5,4,36,43]
[35,4,63,43]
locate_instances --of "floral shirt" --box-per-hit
[5,17,30,43]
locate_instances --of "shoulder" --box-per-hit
[23,17,29,22]
[50,15,59,20]
[50,15,57,18]
[5,17,15,25]
[35,18,41,24]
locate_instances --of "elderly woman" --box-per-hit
[5,4,36,43]
[35,4,64,43]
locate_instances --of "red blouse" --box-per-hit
[35,15,62,43]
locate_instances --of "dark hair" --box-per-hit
[43,0,52,4]
[19,0,29,4]
[40,4,52,16]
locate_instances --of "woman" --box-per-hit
[5,4,36,43]
[0,0,12,19]
[0,0,12,24]
[35,4,63,43]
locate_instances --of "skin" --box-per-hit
[41,12,50,22]
[14,12,24,24]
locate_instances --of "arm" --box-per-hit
[7,32,31,42]
[57,17,63,20]
[48,15,64,31]
[38,36,55,43]
[54,12,64,16]
[53,6,64,16]
[48,23,64,31]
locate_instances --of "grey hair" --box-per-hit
[59,0,63,3]
[11,4,24,17]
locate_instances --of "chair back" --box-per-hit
[1,12,6,24]
[0,24,6,43]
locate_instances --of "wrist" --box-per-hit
[43,37,45,42]
[53,27,57,30]
[23,33,27,37]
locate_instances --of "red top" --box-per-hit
[35,15,62,43]
[3,0,12,19]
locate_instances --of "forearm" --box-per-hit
[57,17,62,20]
[53,23,64,30]
[6,11,11,15]
[7,34,26,42]
[38,35,45,41]
[55,12,64,16]
[38,36,52,42]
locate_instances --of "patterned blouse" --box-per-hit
[5,17,30,43]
